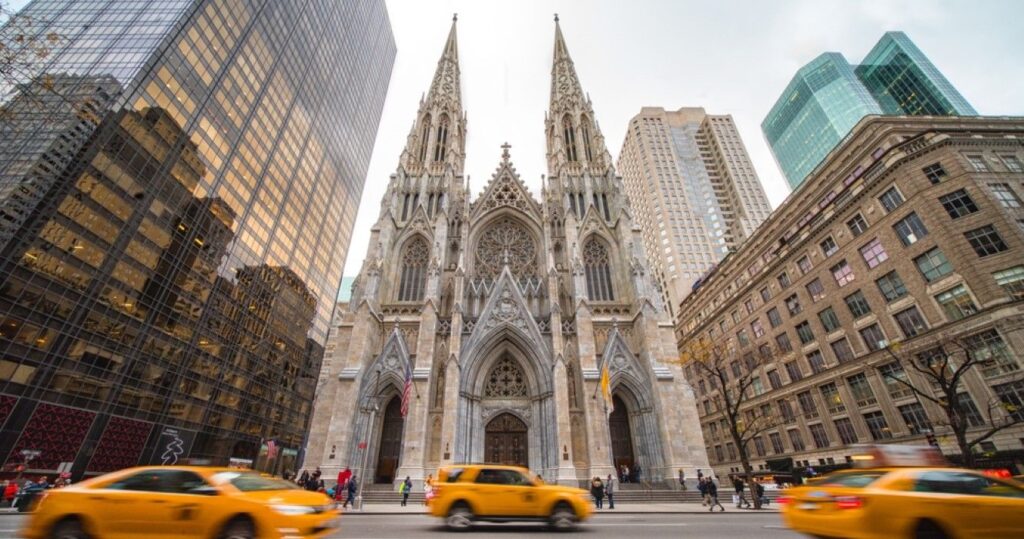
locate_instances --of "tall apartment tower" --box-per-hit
[0,0,394,478]
[764,32,976,190]
[618,107,773,315]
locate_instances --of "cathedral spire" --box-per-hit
[426,14,462,112]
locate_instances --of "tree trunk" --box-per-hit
[742,458,761,509]
[953,427,974,469]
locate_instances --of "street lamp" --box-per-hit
[355,367,382,511]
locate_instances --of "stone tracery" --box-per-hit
[483,356,529,398]
[474,218,536,278]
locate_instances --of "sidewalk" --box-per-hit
[343,502,780,515]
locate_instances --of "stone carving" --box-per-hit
[475,218,536,278]
[483,356,528,398]
[482,288,528,331]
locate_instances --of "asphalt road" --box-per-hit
[0,513,804,538]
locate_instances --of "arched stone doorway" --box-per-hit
[375,396,404,483]
[485,413,528,467]
[609,395,635,475]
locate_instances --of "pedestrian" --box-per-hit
[754,479,767,507]
[424,474,435,505]
[297,470,309,487]
[621,464,629,484]
[2,481,14,506]
[337,467,352,489]
[633,464,641,484]
[678,468,686,490]
[707,478,725,512]
[605,474,615,509]
[733,476,751,508]
[400,476,412,506]
[698,477,708,506]
[343,475,357,508]
[590,476,605,509]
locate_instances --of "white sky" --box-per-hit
[344,0,1024,284]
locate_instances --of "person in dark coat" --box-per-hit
[590,476,605,509]
[343,476,358,508]
[707,478,725,512]
[733,477,751,508]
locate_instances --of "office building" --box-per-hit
[0,0,394,478]
[618,107,773,313]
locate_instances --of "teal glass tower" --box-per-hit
[762,53,882,191]
[856,32,977,117]
[763,33,975,189]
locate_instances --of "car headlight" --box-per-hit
[270,504,317,515]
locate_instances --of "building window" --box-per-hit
[808,350,827,374]
[433,114,449,162]
[785,361,803,382]
[879,186,905,213]
[922,163,948,184]
[859,238,889,269]
[844,290,872,319]
[714,445,724,462]
[878,362,913,400]
[876,270,908,302]
[797,255,813,275]
[993,266,1024,300]
[736,329,750,348]
[753,436,767,457]
[769,432,785,454]
[751,319,765,339]
[894,306,928,338]
[831,338,856,363]
[964,329,1018,378]
[767,307,783,328]
[915,248,953,282]
[934,285,979,321]
[779,399,796,423]
[745,299,755,315]
[893,212,929,247]
[820,236,838,258]
[776,333,793,353]
[989,183,1022,208]
[939,189,978,219]
[732,311,741,324]
[898,403,932,435]
[788,429,806,451]
[835,417,859,445]
[797,390,817,417]
[562,115,578,162]
[863,411,892,440]
[796,321,814,344]
[994,381,1024,421]
[785,294,802,316]
[583,238,614,301]
[860,324,886,352]
[760,287,771,303]
[957,393,986,427]
[809,423,830,449]
[806,278,826,301]
[820,383,842,413]
[966,154,989,172]
[999,154,1023,173]
[768,370,783,390]
[778,272,791,288]
[847,213,869,237]
[847,372,877,406]
[964,225,1008,257]
[398,237,430,301]
[759,344,773,359]
[818,307,840,333]
[831,260,855,287]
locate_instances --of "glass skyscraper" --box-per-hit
[763,32,975,190]
[0,0,394,479]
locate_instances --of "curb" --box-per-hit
[339,510,781,516]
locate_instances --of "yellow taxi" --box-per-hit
[19,466,340,539]
[428,464,592,530]
[779,445,1024,539]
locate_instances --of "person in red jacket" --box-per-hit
[335,467,352,500]
[3,480,18,505]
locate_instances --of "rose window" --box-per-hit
[475,218,536,278]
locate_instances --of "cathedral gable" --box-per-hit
[360,325,413,396]
[470,147,541,222]
[461,265,549,362]
[599,326,641,385]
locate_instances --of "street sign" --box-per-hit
[19,449,41,460]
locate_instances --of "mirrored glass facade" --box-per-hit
[0,0,394,478]
[763,33,975,190]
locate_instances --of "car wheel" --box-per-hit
[49,518,89,539]
[219,517,255,539]
[913,520,949,539]
[446,502,474,531]
[549,502,577,531]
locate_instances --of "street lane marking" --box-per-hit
[587,523,689,527]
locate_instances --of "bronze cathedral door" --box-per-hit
[375,397,403,483]
[484,413,528,468]
[609,395,635,474]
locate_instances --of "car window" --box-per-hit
[915,471,1024,498]
[501,470,533,486]
[106,471,167,492]
[445,468,464,483]
[211,472,298,492]
[818,471,888,488]
[106,470,209,494]
[162,471,210,494]
[474,469,506,484]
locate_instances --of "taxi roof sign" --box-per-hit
[850,444,946,468]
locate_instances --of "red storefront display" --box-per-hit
[4,403,95,471]
[87,416,154,473]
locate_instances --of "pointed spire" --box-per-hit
[550,14,583,112]
[426,14,462,111]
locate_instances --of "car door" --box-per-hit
[492,470,538,517]
[93,470,177,539]
[958,473,1024,538]
[910,471,988,537]
[157,470,228,537]
[470,468,504,516]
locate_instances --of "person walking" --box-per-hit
[621,464,629,484]
[605,474,615,509]
[733,476,751,508]
[678,468,686,490]
[343,476,357,509]
[590,476,605,509]
[698,477,708,506]
[707,478,725,512]
[400,476,412,506]
[2,481,15,507]
[754,478,767,507]
[424,474,435,505]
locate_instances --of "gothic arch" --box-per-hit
[397,235,430,302]
[562,113,578,162]
[579,113,594,162]
[583,236,614,301]
[418,113,432,163]
[434,113,450,162]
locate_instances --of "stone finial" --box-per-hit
[501,142,511,162]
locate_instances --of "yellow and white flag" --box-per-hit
[600,361,613,416]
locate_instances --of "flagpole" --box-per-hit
[356,367,382,511]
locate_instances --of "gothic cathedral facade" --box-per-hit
[304,18,709,487]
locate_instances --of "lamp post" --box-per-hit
[355,367,381,511]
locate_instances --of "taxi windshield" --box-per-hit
[212,472,299,492]
[816,471,888,488]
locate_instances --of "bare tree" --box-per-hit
[679,337,780,509]
[1,0,68,113]
[877,332,1024,469]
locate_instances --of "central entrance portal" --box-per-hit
[609,395,635,475]
[375,396,403,483]
[484,413,528,467]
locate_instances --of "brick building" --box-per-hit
[676,115,1024,479]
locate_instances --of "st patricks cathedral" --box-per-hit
[304,17,709,488]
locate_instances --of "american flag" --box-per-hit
[400,359,413,417]
[266,439,278,459]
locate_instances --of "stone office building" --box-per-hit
[676,115,1024,479]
